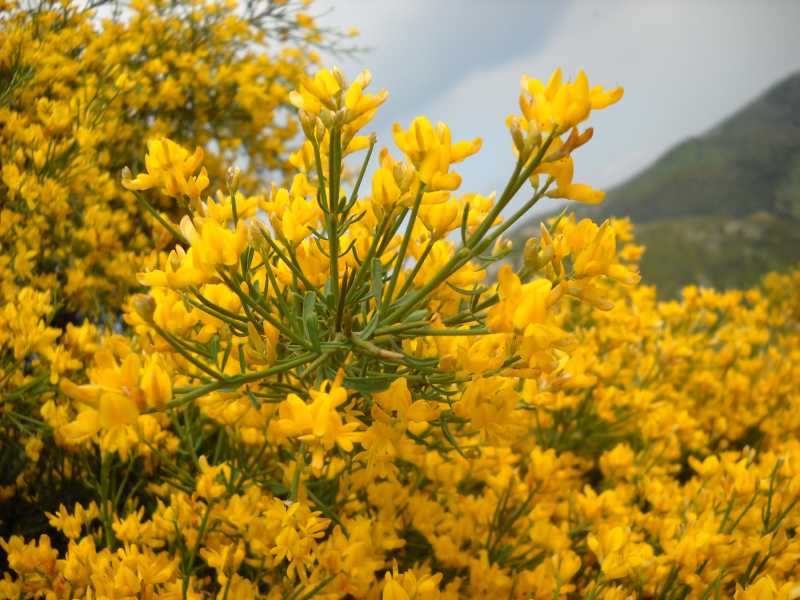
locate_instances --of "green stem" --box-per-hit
[189,288,249,323]
[395,235,436,299]
[258,226,320,294]
[327,126,342,305]
[151,322,227,382]
[182,501,213,599]
[132,190,188,245]
[167,352,317,409]
[297,574,336,600]
[466,130,557,249]
[384,184,425,307]
[289,443,305,502]
[343,136,376,212]
[345,209,394,304]
[384,177,553,327]
[99,452,115,550]
[217,269,311,350]
[391,327,491,337]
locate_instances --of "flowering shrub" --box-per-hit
[3,5,800,598]
[0,0,349,319]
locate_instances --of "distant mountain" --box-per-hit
[633,212,800,297]
[510,71,800,295]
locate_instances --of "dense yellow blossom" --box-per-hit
[121,138,208,200]
[2,14,800,599]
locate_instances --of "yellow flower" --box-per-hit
[290,68,388,133]
[392,116,481,190]
[58,350,166,454]
[488,265,554,333]
[741,581,778,600]
[140,356,172,408]
[122,138,208,199]
[420,199,460,240]
[200,540,245,584]
[179,215,250,269]
[24,436,43,462]
[344,70,390,131]
[587,527,628,580]
[1,164,23,199]
[271,375,363,472]
[59,409,101,444]
[371,166,402,209]
[539,152,605,204]
[45,502,98,539]
[290,68,341,114]
[281,195,322,244]
[373,377,440,428]
[383,572,410,600]
[566,219,641,285]
[520,68,623,132]
[195,456,231,500]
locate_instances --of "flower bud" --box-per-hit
[114,72,131,91]
[538,244,554,267]
[314,117,326,141]
[493,237,512,257]
[250,227,272,259]
[509,120,526,154]
[331,66,347,90]
[298,109,316,140]
[141,359,172,408]
[523,238,539,268]
[547,282,565,307]
[354,69,371,88]
[333,107,348,127]
[539,222,553,246]
[226,166,241,192]
[131,294,156,323]
[526,119,542,149]
[319,109,335,130]
[247,322,267,356]
[393,163,415,192]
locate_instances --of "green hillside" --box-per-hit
[635,213,800,297]
[510,71,800,296]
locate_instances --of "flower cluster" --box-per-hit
[2,36,800,600]
[0,0,348,537]
[0,0,344,323]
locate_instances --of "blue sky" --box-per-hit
[318,0,800,214]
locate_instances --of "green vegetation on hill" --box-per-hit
[635,212,800,297]
[510,71,800,296]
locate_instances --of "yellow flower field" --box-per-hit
[2,1,800,598]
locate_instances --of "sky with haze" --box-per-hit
[317,0,800,214]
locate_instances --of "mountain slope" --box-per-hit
[635,212,800,297]
[587,70,800,222]
[510,71,800,295]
